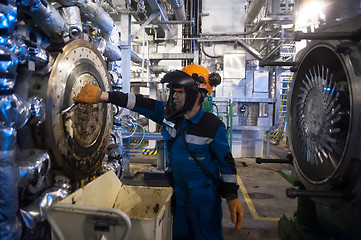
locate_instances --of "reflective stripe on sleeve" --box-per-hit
[166,126,177,138]
[222,174,237,183]
[185,134,213,145]
[126,93,136,109]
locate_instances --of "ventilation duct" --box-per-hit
[245,0,267,25]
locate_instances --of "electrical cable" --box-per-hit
[131,123,145,149]
[113,114,146,149]
[117,114,138,138]
[192,0,197,52]
[212,103,219,116]
[201,44,223,58]
[110,133,117,144]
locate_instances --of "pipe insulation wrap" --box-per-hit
[59,6,82,32]
[103,25,122,60]
[16,150,51,188]
[79,0,115,34]
[28,96,46,125]
[0,45,18,91]
[56,0,121,60]
[18,0,67,38]
[104,39,122,61]
[0,0,17,36]
[20,187,68,230]
[0,94,31,130]
[0,127,21,240]
[77,1,121,60]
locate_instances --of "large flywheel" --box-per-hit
[289,40,361,189]
[30,39,113,180]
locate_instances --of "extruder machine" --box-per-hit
[286,0,361,238]
[0,0,125,238]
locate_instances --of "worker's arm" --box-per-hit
[100,91,109,101]
[73,84,165,124]
[210,124,244,231]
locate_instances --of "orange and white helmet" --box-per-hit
[182,64,221,95]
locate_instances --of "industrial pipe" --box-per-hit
[256,157,293,164]
[0,0,17,36]
[286,188,353,200]
[16,150,51,188]
[259,60,298,67]
[167,0,186,21]
[0,45,18,91]
[294,30,361,41]
[0,127,22,240]
[20,187,68,238]
[57,0,122,60]
[245,0,267,25]
[59,6,82,34]
[79,0,122,60]
[17,0,67,39]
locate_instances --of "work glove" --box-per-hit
[227,198,244,231]
[73,84,102,104]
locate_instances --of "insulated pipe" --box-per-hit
[167,0,186,20]
[59,6,82,35]
[0,128,17,213]
[0,94,31,129]
[77,0,121,60]
[56,0,122,60]
[16,150,50,188]
[0,127,22,240]
[245,0,267,25]
[0,45,18,91]
[57,0,114,33]
[0,0,17,36]
[17,0,67,39]
[102,27,122,61]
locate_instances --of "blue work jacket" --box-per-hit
[108,92,239,205]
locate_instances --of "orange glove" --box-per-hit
[73,84,102,104]
[227,198,244,231]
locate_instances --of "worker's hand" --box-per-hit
[227,198,244,231]
[73,84,102,104]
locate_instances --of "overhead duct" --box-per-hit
[167,0,186,20]
[57,0,122,61]
[245,0,267,25]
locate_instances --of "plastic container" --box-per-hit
[48,171,173,240]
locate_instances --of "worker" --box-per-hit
[73,64,244,239]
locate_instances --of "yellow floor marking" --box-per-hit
[237,174,280,222]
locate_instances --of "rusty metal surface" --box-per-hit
[30,39,113,180]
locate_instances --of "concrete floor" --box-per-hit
[222,145,297,240]
[122,143,297,240]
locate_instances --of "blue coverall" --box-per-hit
[108,92,239,240]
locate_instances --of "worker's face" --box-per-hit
[173,90,186,111]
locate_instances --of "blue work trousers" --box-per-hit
[173,197,223,240]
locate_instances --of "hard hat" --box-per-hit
[160,70,199,121]
[182,64,221,95]
[182,64,212,95]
